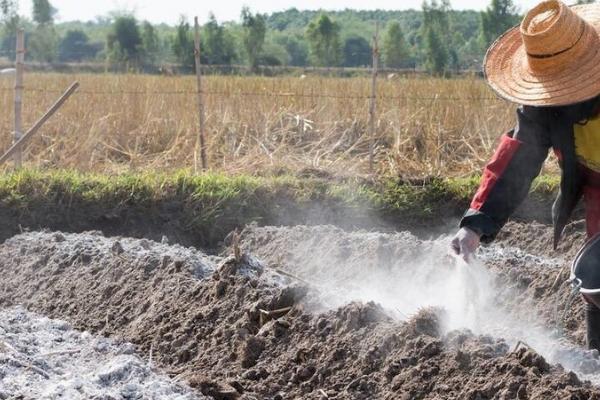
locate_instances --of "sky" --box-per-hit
[18,0,546,25]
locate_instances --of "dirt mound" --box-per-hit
[0,229,599,398]
[484,221,588,346]
[238,222,588,342]
[494,220,587,260]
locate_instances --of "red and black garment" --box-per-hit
[460,97,600,248]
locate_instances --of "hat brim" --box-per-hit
[485,4,600,106]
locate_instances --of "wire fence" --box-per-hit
[0,85,502,102]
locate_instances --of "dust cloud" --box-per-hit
[239,225,600,381]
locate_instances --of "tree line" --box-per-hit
[0,0,594,74]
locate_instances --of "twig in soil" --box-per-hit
[0,340,9,353]
[395,308,409,319]
[511,340,533,355]
[268,265,311,285]
[318,389,329,398]
[149,343,154,367]
[551,265,568,291]
[114,253,128,262]
[6,355,51,379]
[0,340,18,355]
[171,369,201,385]
[232,229,241,262]
[40,349,82,357]
[260,307,293,319]
[259,307,293,326]
[0,340,52,379]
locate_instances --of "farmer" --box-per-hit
[451,0,600,351]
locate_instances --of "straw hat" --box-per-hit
[485,0,600,106]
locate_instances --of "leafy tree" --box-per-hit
[282,35,308,66]
[107,15,143,64]
[241,7,266,70]
[58,29,100,61]
[172,17,194,67]
[0,0,19,58]
[260,38,288,65]
[383,21,411,68]
[29,28,59,62]
[480,0,519,48]
[32,0,55,25]
[423,24,447,74]
[343,35,371,67]
[29,0,59,62]
[0,0,18,29]
[306,14,342,67]
[422,0,451,75]
[141,21,160,64]
[202,14,235,65]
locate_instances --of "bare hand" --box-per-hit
[450,227,481,263]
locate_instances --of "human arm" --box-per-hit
[456,106,552,249]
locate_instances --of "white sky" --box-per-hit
[18,0,548,25]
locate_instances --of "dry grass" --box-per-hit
[0,73,519,177]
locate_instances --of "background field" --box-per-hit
[0,73,518,177]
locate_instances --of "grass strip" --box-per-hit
[0,170,561,246]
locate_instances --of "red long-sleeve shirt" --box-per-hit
[461,97,600,248]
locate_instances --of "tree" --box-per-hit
[58,29,100,61]
[383,21,411,68]
[172,17,194,67]
[0,0,19,58]
[29,0,59,62]
[306,14,342,67]
[0,0,18,29]
[480,0,519,48]
[32,0,55,25]
[29,29,59,62]
[203,14,235,65]
[422,0,451,75]
[241,7,266,71]
[107,15,143,64]
[282,35,308,66]
[141,21,160,64]
[260,39,288,65]
[343,35,371,67]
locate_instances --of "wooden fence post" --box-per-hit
[368,23,379,173]
[0,82,79,166]
[14,29,24,168]
[193,16,208,172]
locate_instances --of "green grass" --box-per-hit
[0,170,561,246]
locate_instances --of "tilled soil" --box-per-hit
[237,221,588,344]
[0,225,598,399]
[0,307,205,400]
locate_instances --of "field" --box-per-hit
[1,72,597,400]
[0,73,516,176]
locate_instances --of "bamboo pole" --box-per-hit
[14,29,24,168]
[193,16,208,172]
[0,82,79,166]
[368,23,380,173]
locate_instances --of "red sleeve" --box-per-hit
[471,134,522,210]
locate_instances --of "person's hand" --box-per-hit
[450,227,480,263]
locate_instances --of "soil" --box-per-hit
[0,306,205,400]
[0,222,599,399]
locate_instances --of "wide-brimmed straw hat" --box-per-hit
[485,0,600,106]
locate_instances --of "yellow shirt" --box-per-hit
[575,115,600,172]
